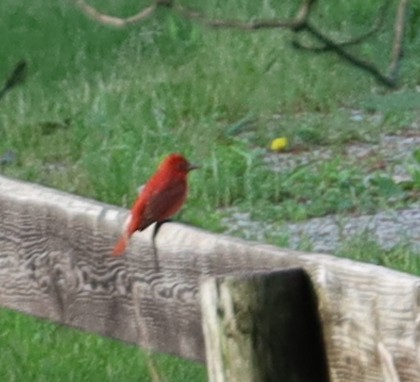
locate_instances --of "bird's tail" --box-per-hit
[112,235,128,257]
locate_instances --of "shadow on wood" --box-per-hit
[201,268,330,382]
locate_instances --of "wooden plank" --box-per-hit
[200,269,329,382]
[0,175,420,381]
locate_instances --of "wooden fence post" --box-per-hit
[200,268,330,382]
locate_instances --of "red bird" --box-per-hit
[112,153,198,256]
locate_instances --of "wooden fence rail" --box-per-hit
[0,175,419,381]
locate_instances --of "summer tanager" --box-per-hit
[112,153,198,256]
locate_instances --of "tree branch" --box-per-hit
[0,59,27,101]
[302,22,396,87]
[74,0,157,28]
[74,0,408,87]
[173,0,316,31]
[292,0,391,51]
[174,12,302,31]
[388,0,410,82]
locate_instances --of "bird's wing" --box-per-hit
[139,179,187,231]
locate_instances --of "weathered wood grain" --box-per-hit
[0,175,420,381]
[200,269,329,382]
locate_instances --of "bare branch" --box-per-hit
[74,0,317,31]
[292,0,391,51]
[303,22,396,87]
[388,0,410,82]
[173,0,317,31]
[73,0,407,87]
[175,12,300,30]
[74,0,156,28]
[294,0,317,30]
[0,59,27,101]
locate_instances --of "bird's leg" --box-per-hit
[150,220,171,271]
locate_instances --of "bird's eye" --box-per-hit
[178,162,187,171]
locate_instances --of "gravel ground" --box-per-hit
[223,135,420,254]
[223,206,420,253]
[285,206,420,253]
[264,135,420,182]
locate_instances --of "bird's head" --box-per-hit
[162,153,199,175]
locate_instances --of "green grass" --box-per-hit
[0,308,206,382]
[0,0,419,380]
[337,234,420,276]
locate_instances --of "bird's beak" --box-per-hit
[187,163,200,172]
